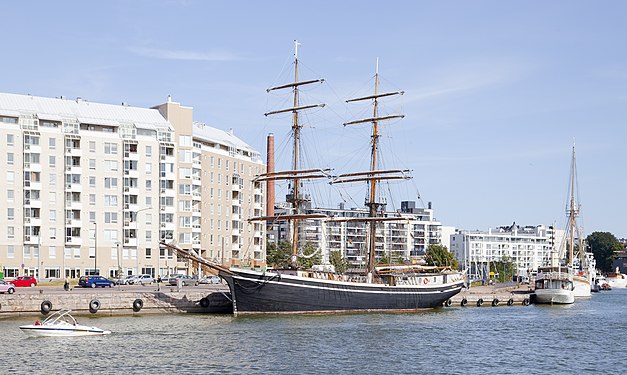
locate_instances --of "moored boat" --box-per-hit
[19,310,110,337]
[534,268,575,304]
[220,42,464,314]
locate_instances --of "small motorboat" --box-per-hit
[19,310,110,337]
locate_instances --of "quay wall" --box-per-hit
[0,287,232,318]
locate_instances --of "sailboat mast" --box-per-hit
[367,60,381,273]
[291,40,301,262]
[568,143,577,268]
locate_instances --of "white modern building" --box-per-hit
[268,200,443,266]
[450,223,565,281]
[0,92,265,281]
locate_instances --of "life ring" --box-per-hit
[40,300,53,315]
[522,297,530,306]
[199,297,210,308]
[423,278,429,285]
[492,298,499,307]
[460,298,468,307]
[89,299,101,313]
[507,298,514,306]
[444,299,452,307]
[132,298,144,312]
[476,298,484,307]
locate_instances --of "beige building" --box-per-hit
[0,92,265,281]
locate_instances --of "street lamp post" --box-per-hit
[93,222,98,275]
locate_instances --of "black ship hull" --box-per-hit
[220,268,464,315]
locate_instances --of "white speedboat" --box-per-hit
[19,310,110,337]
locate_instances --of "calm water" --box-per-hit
[4,289,626,374]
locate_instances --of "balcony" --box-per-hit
[65,236,83,246]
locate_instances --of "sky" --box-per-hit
[3,1,626,238]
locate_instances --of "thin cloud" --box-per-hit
[129,46,238,61]
[403,57,535,104]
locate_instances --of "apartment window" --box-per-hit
[89,159,96,169]
[7,189,14,200]
[145,247,152,259]
[104,177,118,189]
[89,176,96,188]
[145,145,152,157]
[89,194,96,205]
[49,228,56,240]
[145,196,152,206]
[105,212,118,224]
[179,135,192,147]
[104,195,118,207]
[49,210,56,222]
[89,141,96,152]
[145,180,152,191]
[105,160,118,171]
[217,158,221,169]
[7,245,15,258]
[178,184,191,195]
[226,160,229,171]
[49,174,56,186]
[146,231,152,242]
[49,138,56,149]
[7,171,14,183]
[49,155,56,167]
[179,200,191,212]
[90,211,96,222]
[8,226,14,239]
[7,152,14,165]
[7,208,14,220]
[104,229,118,242]
[105,143,118,155]
[145,163,152,174]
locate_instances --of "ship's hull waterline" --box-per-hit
[221,268,464,315]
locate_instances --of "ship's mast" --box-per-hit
[259,41,328,267]
[338,59,406,274]
[567,143,579,268]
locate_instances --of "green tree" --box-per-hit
[586,232,622,273]
[493,256,516,283]
[266,241,322,269]
[425,244,459,269]
[266,241,292,269]
[329,251,351,273]
[298,242,322,269]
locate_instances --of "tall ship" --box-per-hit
[534,143,593,304]
[218,42,465,315]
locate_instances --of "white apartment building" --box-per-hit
[268,201,442,266]
[0,92,265,281]
[449,223,565,281]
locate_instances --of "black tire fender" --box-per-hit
[507,298,514,306]
[132,298,144,312]
[476,298,484,307]
[492,298,499,307]
[41,300,53,315]
[522,297,530,306]
[460,298,468,307]
[199,297,210,308]
[89,299,101,313]
[444,299,452,307]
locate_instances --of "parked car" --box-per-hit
[169,275,199,287]
[115,275,138,285]
[0,280,16,294]
[10,276,37,287]
[135,274,155,285]
[78,275,114,288]
[200,276,221,284]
